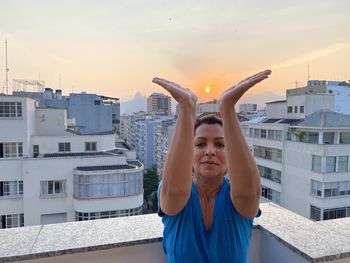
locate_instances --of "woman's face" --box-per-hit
[193,123,227,179]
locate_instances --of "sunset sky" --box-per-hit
[0,0,349,102]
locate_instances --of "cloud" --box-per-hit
[268,42,350,70]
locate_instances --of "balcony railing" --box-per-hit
[1,203,350,263]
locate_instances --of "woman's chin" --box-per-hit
[197,171,223,180]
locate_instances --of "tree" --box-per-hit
[143,165,159,213]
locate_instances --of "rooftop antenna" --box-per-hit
[59,72,61,90]
[307,64,311,82]
[5,38,9,94]
[290,80,302,88]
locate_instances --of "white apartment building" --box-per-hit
[155,117,176,178]
[129,116,156,170]
[242,80,350,221]
[196,100,220,116]
[239,103,257,113]
[0,95,143,229]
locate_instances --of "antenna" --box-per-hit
[290,80,302,88]
[59,72,61,89]
[307,64,311,81]
[5,38,9,94]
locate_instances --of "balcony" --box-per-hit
[1,203,350,263]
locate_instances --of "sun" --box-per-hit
[204,85,211,94]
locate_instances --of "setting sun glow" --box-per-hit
[204,86,211,94]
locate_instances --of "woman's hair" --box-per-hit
[194,113,222,134]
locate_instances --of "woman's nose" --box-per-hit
[204,145,216,156]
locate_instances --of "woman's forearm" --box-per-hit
[160,101,195,214]
[220,104,260,217]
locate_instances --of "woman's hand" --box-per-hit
[219,70,271,112]
[152,78,197,112]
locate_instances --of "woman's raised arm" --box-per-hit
[219,70,271,218]
[152,78,197,215]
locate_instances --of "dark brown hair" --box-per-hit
[194,113,222,134]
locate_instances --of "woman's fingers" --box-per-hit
[220,70,271,106]
[152,77,198,105]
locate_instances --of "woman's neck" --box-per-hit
[193,174,224,200]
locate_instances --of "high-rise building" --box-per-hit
[0,95,143,228]
[147,93,171,116]
[242,80,350,221]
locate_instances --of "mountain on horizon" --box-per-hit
[120,91,147,114]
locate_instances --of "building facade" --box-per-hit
[147,93,171,116]
[0,95,143,229]
[13,89,120,135]
[242,80,350,221]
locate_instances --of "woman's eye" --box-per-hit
[216,143,225,148]
[195,142,205,147]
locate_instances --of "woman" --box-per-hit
[153,70,271,263]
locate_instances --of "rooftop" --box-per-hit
[295,110,350,128]
[42,150,123,158]
[75,164,136,171]
[1,203,350,263]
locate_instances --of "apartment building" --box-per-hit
[155,117,176,178]
[14,89,120,135]
[147,93,171,116]
[242,80,350,221]
[0,95,143,229]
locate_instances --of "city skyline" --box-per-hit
[1,0,349,102]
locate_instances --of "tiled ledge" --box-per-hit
[1,203,350,263]
[255,203,350,262]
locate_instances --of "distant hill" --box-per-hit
[120,91,147,114]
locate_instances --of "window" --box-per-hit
[312,180,350,198]
[0,214,24,229]
[33,145,39,158]
[275,130,282,141]
[85,142,97,152]
[310,205,321,221]
[305,132,319,144]
[261,186,280,204]
[323,207,349,220]
[312,155,322,173]
[40,180,66,196]
[260,129,266,139]
[0,181,23,197]
[311,180,322,197]
[287,106,292,113]
[58,142,70,152]
[94,100,101,105]
[0,142,23,158]
[323,132,335,144]
[74,171,143,199]
[338,156,348,172]
[253,145,282,162]
[326,156,336,173]
[0,102,22,118]
[300,106,304,113]
[258,165,281,184]
[75,206,142,221]
[267,130,275,140]
[340,132,350,144]
[254,129,260,138]
[294,106,298,113]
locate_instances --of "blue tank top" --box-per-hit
[158,178,259,263]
